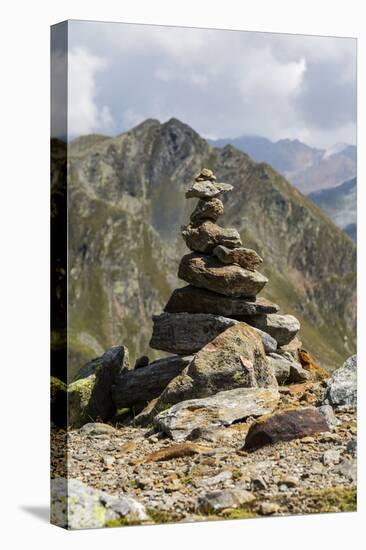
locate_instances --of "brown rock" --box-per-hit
[243,407,330,450]
[137,442,210,464]
[178,253,268,298]
[298,348,330,381]
[190,198,224,223]
[213,245,263,271]
[164,285,280,316]
[155,322,277,409]
[182,221,242,253]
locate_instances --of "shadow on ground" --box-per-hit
[20,506,50,523]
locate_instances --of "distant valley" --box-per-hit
[309,178,356,241]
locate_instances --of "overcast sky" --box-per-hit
[62,20,356,149]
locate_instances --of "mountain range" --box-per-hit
[51,118,356,381]
[309,178,357,241]
[209,136,356,194]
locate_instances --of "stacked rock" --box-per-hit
[149,168,304,388]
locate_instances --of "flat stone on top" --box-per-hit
[186,181,233,199]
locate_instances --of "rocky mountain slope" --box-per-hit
[55,118,356,380]
[209,136,356,194]
[309,178,356,241]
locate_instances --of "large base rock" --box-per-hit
[68,346,131,428]
[149,312,237,354]
[178,253,268,298]
[164,285,279,316]
[112,355,193,412]
[246,314,300,346]
[182,221,242,253]
[324,355,357,410]
[155,322,277,409]
[154,387,280,441]
[243,407,330,450]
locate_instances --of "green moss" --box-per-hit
[105,517,140,528]
[147,508,180,524]
[154,401,173,414]
[302,486,356,513]
[222,508,257,520]
[231,469,243,481]
[51,376,67,393]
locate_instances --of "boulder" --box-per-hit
[182,221,242,253]
[68,345,131,428]
[246,314,300,346]
[149,312,237,354]
[198,488,255,513]
[155,323,277,409]
[178,253,268,298]
[86,346,131,421]
[154,387,280,441]
[213,245,263,271]
[186,181,233,199]
[112,354,194,412]
[190,198,224,223]
[243,407,330,450]
[164,285,279,317]
[324,355,357,410]
[51,478,148,529]
[68,375,95,428]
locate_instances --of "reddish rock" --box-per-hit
[243,407,330,450]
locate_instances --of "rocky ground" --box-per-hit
[51,379,356,528]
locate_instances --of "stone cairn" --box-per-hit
[150,167,301,362]
[111,167,317,439]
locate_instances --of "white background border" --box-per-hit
[0,0,364,547]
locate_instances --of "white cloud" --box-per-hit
[68,47,114,136]
[67,23,356,148]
